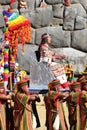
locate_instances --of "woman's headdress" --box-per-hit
[41,33,50,39]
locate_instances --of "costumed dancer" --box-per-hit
[13,76,40,130]
[80,80,87,130]
[0,81,12,130]
[44,79,70,130]
[15,70,41,128]
[68,81,81,130]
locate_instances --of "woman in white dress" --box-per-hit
[37,33,69,90]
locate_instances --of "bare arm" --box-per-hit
[0,94,12,100]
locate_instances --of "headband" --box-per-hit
[41,33,50,39]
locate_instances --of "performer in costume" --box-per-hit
[80,80,87,130]
[44,79,70,130]
[68,81,81,130]
[13,78,39,130]
[0,81,12,130]
[37,33,69,89]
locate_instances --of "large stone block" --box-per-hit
[17,44,38,72]
[35,26,70,47]
[63,6,77,30]
[75,16,86,30]
[51,17,63,26]
[72,3,86,17]
[79,0,87,12]
[28,6,53,29]
[71,29,87,52]
[53,4,64,19]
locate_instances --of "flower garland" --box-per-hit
[3,42,9,89]
[2,8,31,89]
[3,9,31,55]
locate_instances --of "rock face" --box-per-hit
[71,29,87,52]
[28,6,53,28]
[0,0,87,73]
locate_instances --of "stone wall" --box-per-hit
[0,0,87,73]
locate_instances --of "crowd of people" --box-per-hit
[0,32,87,130]
[0,0,77,129]
[44,76,87,130]
[36,33,87,130]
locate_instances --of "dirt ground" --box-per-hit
[34,94,47,130]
